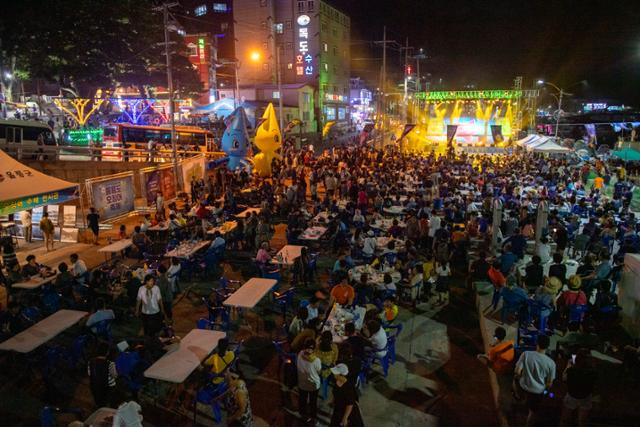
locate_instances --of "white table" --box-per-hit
[298,226,327,241]
[98,239,133,253]
[235,207,262,218]
[148,223,170,232]
[275,245,305,266]
[312,211,333,225]
[383,206,406,215]
[517,257,579,279]
[165,240,210,259]
[370,219,405,232]
[223,278,278,308]
[144,329,225,383]
[348,265,402,287]
[0,309,88,353]
[324,305,367,343]
[375,237,405,251]
[206,221,238,236]
[12,273,58,290]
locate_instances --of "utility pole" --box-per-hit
[374,26,395,147]
[276,46,284,134]
[155,2,180,191]
[400,38,413,124]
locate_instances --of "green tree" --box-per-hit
[0,0,202,98]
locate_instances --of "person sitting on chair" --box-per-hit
[86,298,115,334]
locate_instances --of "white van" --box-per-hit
[0,119,56,158]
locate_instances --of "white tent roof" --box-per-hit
[526,139,571,153]
[516,134,540,147]
[0,150,78,214]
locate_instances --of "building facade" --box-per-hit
[233,0,350,132]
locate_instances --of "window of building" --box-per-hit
[298,1,304,12]
[286,42,293,50]
[325,106,336,121]
[323,43,327,52]
[187,43,198,56]
[261,21,267,29]
[262,42,268,50]
[302,92,311,105]
[260,0,267,6]
[263,63,269,71]
[194,4,207,16]
[220,22,229,31]
[307,1,314,11]
[275,23,284,34]
[303,111,310,121]
[213,3,228,12]
[332,27,337,36]
[272,91,280,99]
[287,63,293,70]
[286,20,292,29]
[332,46,337,56]
[333,65,337,74]
[323,63,328,72]
[338,107,346,120]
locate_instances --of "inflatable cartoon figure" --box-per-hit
[252,103,281,177]
[220,107,251,170]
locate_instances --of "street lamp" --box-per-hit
[537,79,586,139]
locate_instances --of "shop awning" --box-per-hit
[0,150,79,215]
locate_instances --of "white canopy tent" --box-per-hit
[0,150,79,215]
[525,139,571,153]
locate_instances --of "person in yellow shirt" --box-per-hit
[381,296,399,324]
[204,338,235,384]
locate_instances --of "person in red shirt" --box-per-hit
[558,275,588,308]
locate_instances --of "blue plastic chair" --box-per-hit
[385,323,403,364]
[568,304,589,323]
[91,319,113,341]
[115,351,145,398]
[273,287,296,320]
[41,290,61,314]
[21,306,41,325]
[194,380,228,424]
[40,406,82,427]
[500,288,528,324]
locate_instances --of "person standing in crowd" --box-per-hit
[87,207,100,245]
[296,338,322,425]
[22,209,32,243]
[329,363,364,427]
[87,342,118,407]
[514,335,556,427]
[135,274,167,337]
[39,211,55,251]
[560,348,597,427]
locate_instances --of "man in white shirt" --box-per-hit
[296,340,322,424]
[135,275,167,337]
[113,400,143,427]
[515,335,556,427]
[362,230,377,258]
[365,320,388,357]
[70,253,88,285]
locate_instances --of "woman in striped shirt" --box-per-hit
[88,342,118,407]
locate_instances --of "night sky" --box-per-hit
[338,0,640,104]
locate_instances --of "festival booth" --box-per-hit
[525,139,571,154]
[0,149,80,243]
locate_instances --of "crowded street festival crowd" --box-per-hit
[1,138,640,426]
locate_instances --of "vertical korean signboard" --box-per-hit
[89,174,135,220]
[296,14,313,78]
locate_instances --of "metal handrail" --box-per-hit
[0,143,225,162]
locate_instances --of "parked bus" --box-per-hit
[102,123,216,161]
[0,119,56,158]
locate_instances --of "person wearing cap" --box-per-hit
[534,277,561,321]
[296,338,323,425]
[329,361,364,427]
[558,275,587,308]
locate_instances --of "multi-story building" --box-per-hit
[350,77,373,126]
[233,0,350,132]
[179,1,235,102]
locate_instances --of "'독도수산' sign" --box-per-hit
[90,175,135,220]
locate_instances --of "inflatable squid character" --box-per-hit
[220,107,251,171]
[252,103,281,177]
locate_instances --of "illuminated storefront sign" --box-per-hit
[296,14,313,76]
[198,38,206,63]
[324,93,346,102]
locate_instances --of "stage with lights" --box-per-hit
[403,89,538,153]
